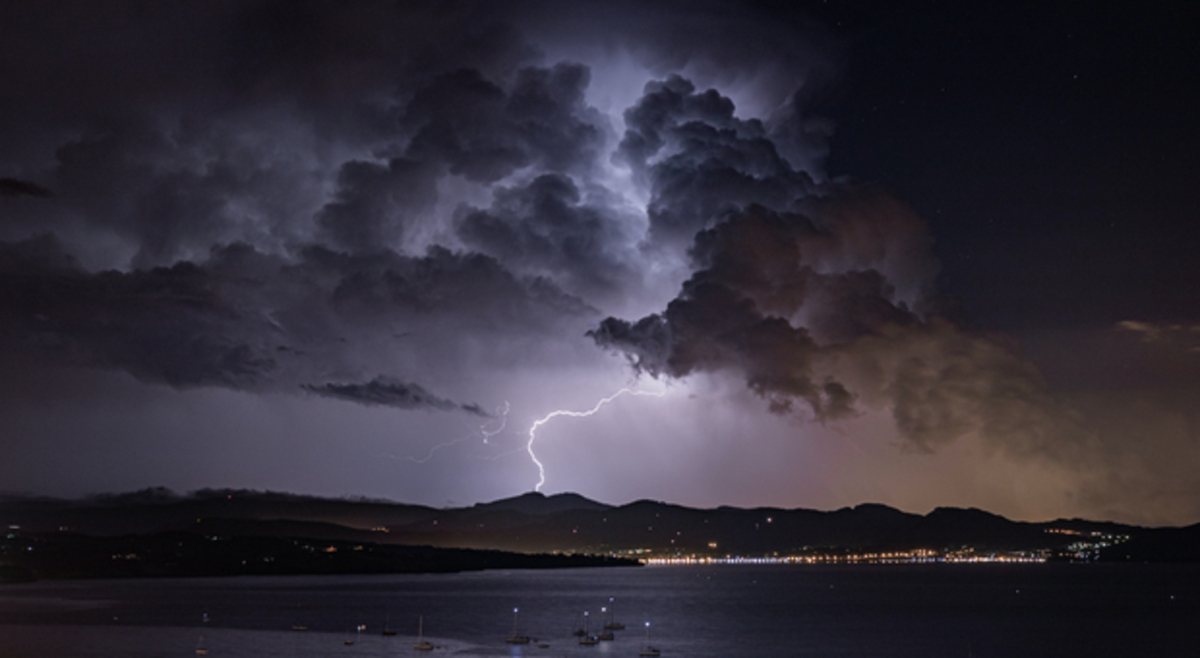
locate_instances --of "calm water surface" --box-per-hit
[2,564,1199,657]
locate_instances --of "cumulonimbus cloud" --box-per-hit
[1,1,1198,524]
[0,233,591,412]
[588,89,1088,456]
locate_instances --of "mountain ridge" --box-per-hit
[3,487,1197,564]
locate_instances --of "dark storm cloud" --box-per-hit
[316,157,441,254]
[0,233,590,401]
[302,377,488,416]
[617,76,816,248]
[0,0,617,413]
[454,173,639,297]
[590,226,1079,453]
[0,1,538,148]
[591,197,925,423]
[0,1,556,265]
[21,59,615,265]
[401,63,607,183]
[590,73,1074,453]
[589,74,941,404]
[0,0,1125,450]
[314,244,594,325]
[310,60,614,256]
[26,113,333,268]
[0,234,277,389]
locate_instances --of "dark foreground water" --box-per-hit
[2,563,1199,657]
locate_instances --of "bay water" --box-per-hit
[2,563,1199,657]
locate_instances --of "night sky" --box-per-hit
[2,1,1197,525]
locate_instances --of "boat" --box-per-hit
[603,597,624,630]
[383,612,397,636]
[414,615,434,651]
[596,606,613,640]
[195,613,210,655]
[578,610,599,645]
[505,607,531,644]
[638,621,661,656]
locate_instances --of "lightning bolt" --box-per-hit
[526,387,665,491]
[480,401,510,444]
[401,401,511,464]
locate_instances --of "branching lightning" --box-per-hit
[390,389,666,491]
[480,401,510,444]
[526,387,665,491]
[402,401,511,464]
